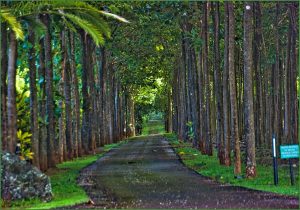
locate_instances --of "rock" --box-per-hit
[1,152,52,202]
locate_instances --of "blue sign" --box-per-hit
[280,145,299,159]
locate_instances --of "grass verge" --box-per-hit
[5,141,125,209]
[164,133,299,197]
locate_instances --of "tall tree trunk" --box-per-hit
[7,31,17,154]
[167,89,173,133]
[88,41,97,151]
[212,2,224,164]
[273,3,280,148]
[228,3,241,175]
[129,94,135,137]
[62,30,73,159]
[197,45,205,153]
[203,2,212,155]
[288,3,298,144]
[284,25,291,145]
[28,27,39,168]
[244,2,256,178]
[98,46,105,146]
[80,31,90,153]
[180,36,187,141]
[69,32,81,157]
[38,37,48,171]
[1,23,8,151]
[41,14,56,167]
[223,2,231,166]
[253,2,264,147]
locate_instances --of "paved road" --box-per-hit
[78,135,299,209]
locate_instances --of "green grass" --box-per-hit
[5,142,124,209]
[142,120,165,135]
[164,133,299,197]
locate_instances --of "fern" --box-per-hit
[0,8,24,40]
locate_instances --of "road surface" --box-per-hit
[77,134,298,209]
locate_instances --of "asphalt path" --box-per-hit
[77,134,299,209]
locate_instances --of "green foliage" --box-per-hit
[186,121,194,141]
[0,7,24,40]
[142,119,165,135]
[16,70,31,133]
[165,133,299,197]
[63,13,105,46]
[17,130,33,160]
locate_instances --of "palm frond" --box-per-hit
[0,8,24,40]
[22,16,46,37]
[99,11,130,23]
[11,1,129,23]
[71,11,111,38]
[63,13,104,46]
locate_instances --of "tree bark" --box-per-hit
[7,31,18,154]
[244,2,256,178]
[223,2,231,166]
[212,2,224,164]
[228,2,241,175]
[62,30,73,159]
[28,27,40,168]
[1,23,8,151]
[41,14,56,167]
[288,3,298,144]
[203,2,212,155]
[69,32,81,157]
[80,31,91,153]
[38,37,48,171]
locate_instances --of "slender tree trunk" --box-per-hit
[197,48,205,153]
[244,2,256,178]
[61,30,73,159]
[288,3,297,144]
[253,2,263,147]
[129,94,135,137]
[212,2,224,164]
[273,3,280,147]
[58,89,66,162]
[88,41,97,151]
[284,32,291,145]
[167,89,173,133]
[38,37,48,171]
[69,32,81,157]
[98,47,105,146]
[228,3,241,175]
[203,2,212,155]
[223,2,231,166]
[28,27,40,167]
[7,31,17,154]
[179,36,187,141]
[41,14,56,167]
[1,23,8,151]
[80,31,91,153]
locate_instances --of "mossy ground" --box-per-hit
[164,133,299,197]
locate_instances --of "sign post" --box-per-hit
[280,144,299,186]
[272,134,278,185]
